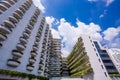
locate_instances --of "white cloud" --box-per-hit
[51,29,60,39]
[45,16,55,28]
[88,0,98,2]
[99,14,104,18]
[88,0,114,7]
[58,18,102,57]
[105,0,114,6]
[103,27,120,41]
[99,10,107,18]
[45,16,120,57]
[32,0,45,13]
[45,16,60,39]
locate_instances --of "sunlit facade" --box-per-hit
[0,0,51,79]
[67,35,116,80]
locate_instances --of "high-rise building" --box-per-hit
[0,0,51,79]
[49,38,62,77]
[108,48,120,73]
[93,42,119,77]
[61,57,69,77]
[67,35,120,80]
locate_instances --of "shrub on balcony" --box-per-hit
[109,74,120,77]
[0,69,49,80]
[71,67,92,77]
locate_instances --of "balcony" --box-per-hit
[24,3,29,9]
[0,34,7,41]
[38,70,42,74]
[7,59,20,67]
[40,57,44,61]
[12,50,23,58]
[19,7,26,13]
[27,24,33,30]
[0,25,11,34]
[12,0,17,3]
[25,27,31,34]
[16,43,26,51]
[31,51,37,57]
[15,9,24,16]
[29,21,35,26]
[4,0,14,5]
[22,4,28,10]
[20,37,28,44]
[27,64,34,71]
[31,17,37,22]
[37,33,41,37]
[36,9,40,15]
[13,12,22,20]
[33,46,38,51]
[42,44,46,48]
[9,16,18,24]
[34,42,39,46]
[39,61,44,65]
[39,26,43,31]
[1,1,12,8]
[38,30,42,34]
[0,42,2,47]
[36,36,40,42]
[29,58,36,64]
[23,32,29,39]
[4,20,16,28]
[26,1,31,6]
[33,13,38,18]
[0,4,8,11]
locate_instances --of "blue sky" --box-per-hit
[33,0,120,56]
[43,0,120,29]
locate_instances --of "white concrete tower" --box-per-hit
[0,0,51,79]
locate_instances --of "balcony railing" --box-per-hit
[16,43,26,51]
[13,12,22,20]
[36,36,40,42]
[0,4,8,11]
[7,59,20,67]
[31,51,37,57]
[29,58,36,64]
[21,4,28,10]
[4,20,16,28]
[33,46,38,51]
[12,50,23,58]
[4,0,14,5]
[27,24,33,30]
[9,16,19,24]
[19,7,26,13]
[25,27,31,34]
[1,1,12,8]
[26,64,34,71]
[23,32,29,39]
[20,37,28,44]
[15,9,24,17]
[0,33,7,41]
[0,25,11,34]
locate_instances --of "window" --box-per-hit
[101,65,104,69]
[94,48,96,51]
[104,72,107,77]
[98,59,101,62]
[96,53,98,56]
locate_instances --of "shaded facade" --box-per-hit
[109,48,120,73]
[61,57,70,77]
[49,39,62,77]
